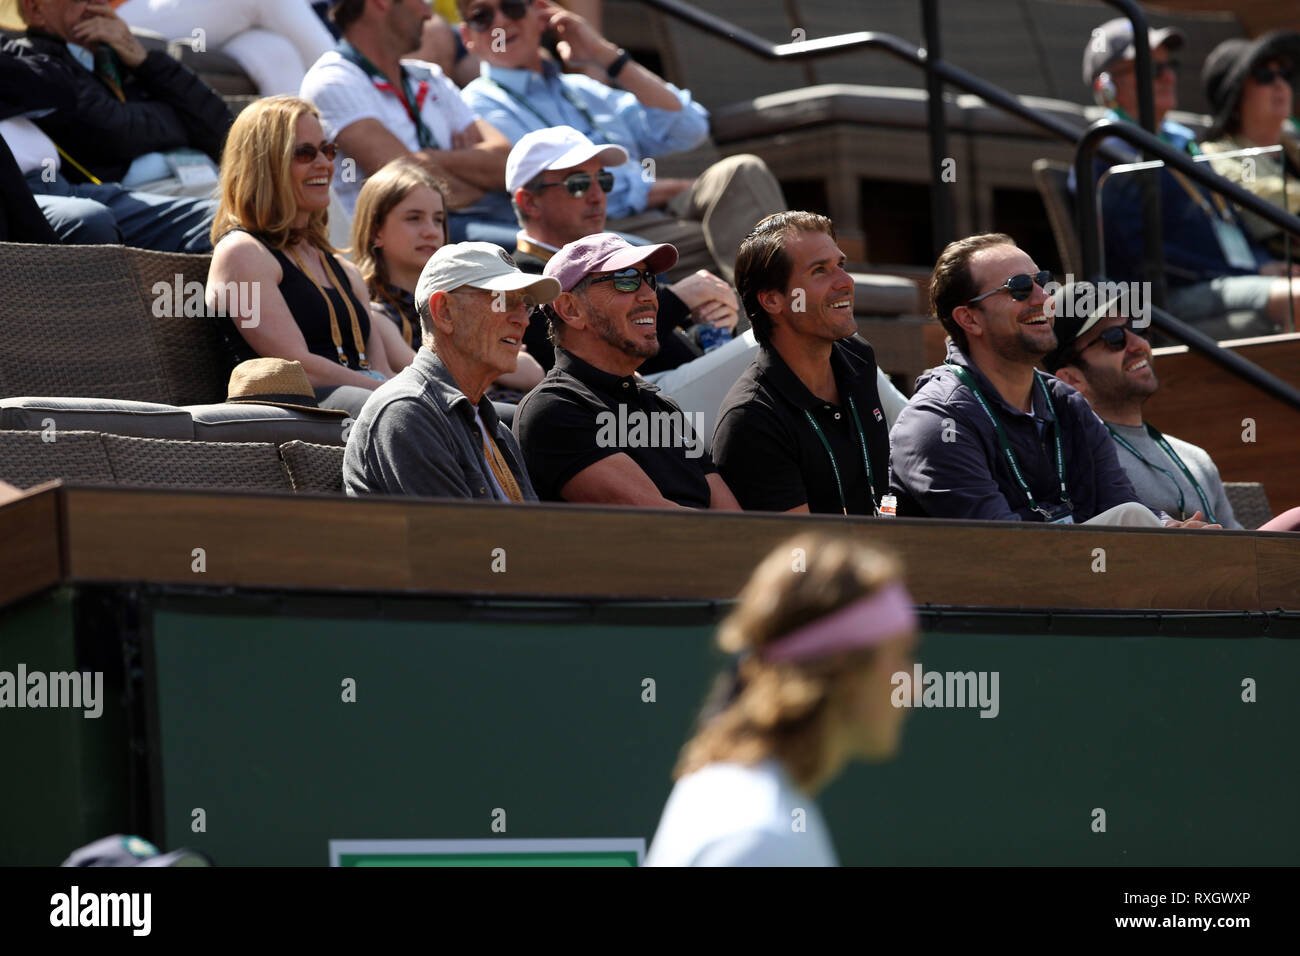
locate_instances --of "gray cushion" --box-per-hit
[849,273,918,316]
[185,403,348,445]
[101,434,292,492]
[0,397,194,439]
[0,430,113,490]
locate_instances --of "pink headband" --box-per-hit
[762,581,918,664]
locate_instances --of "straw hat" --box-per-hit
[226,358,351,416]
[0,0,26,33]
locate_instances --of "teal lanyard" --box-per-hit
[946,362,1071,518]
[338,41,439,150]
[802,395,878,516]
[485,77,616,146]
[1106,423,1216,523]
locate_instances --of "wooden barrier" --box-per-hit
[3,482,1297,613]
[1143,333,1300,515]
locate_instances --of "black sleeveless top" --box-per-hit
[222,229,371,369]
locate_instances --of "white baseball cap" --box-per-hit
[415,242,561,323]
[505,126,630,194]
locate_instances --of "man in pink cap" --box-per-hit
[512,233,742,509]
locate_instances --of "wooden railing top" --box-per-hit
[1,482,1296,615]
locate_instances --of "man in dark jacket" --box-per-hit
[2,0,231,251]
[889,233,1216,528]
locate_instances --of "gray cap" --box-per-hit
[1083,17,1185,86]
[415,241,561,325]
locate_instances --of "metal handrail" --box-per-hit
[634,0,1300,411]
[1075,119,1300,410]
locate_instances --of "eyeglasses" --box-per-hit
[293,141,338,163]
[967,270,1053,305]
[1251,62,1294,85]
[582,267,657,294]
[465,0,532,33]
[533,169,614,199]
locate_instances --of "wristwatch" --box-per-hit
[606,48,632,80]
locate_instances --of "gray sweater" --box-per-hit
[1106,422,1240,529]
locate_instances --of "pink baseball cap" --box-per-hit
[543,233,678,292]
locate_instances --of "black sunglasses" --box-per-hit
[293,141,338,163]
[1152,59,1180,79]
[968,270,1053,305]
[1251,62,1294,85]
[582,267,657,294]
[1075,320,1149,361]
[465,0,532,33]
[534,169,614,199]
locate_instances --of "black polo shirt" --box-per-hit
[513,347,717,506]
[712,335,890,514]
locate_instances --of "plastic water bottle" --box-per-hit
[878,494,898,518]
[697,323,732,352]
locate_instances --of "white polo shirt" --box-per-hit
[645,758,838,866]
[301,51,476,214]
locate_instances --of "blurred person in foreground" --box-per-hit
[646,533,918,866]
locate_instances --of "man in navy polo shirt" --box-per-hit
[889,233,1216,528]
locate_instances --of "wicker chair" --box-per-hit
[1224,482,1274,531]
[279,441,346,494]
[0,242,231,406]
[1032,159,1082,279]
[0,430,114,490]
[100,434,292,492]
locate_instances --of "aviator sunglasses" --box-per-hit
[967,270,1053,305]
[465,0,533,33]
[583,267,658,294]
[293,141,339,163]
[534,169,615,198]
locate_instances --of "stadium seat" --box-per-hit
[1032,159,1082,278]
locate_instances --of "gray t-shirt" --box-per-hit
[1106,422,1240,529]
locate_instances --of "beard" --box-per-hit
[584,298,660,361]
[1078,353,1159,407]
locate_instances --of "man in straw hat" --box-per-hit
[344,241,559,501]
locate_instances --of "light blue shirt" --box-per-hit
[461,59,710,218]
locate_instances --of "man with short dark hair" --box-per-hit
[712,211,893,515]
[513,232,741,509]
[302,0,511,239]
[890,234,1215,528]
[458,0,785,282]
[344,241,560,500]
[1044,295,1300,531]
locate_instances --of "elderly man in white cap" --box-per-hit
[513,232,742,510]
[344,241,560,501]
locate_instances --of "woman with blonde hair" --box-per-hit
[208,95,413,417]
[351,157,543,401]
[646,533,918,866]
